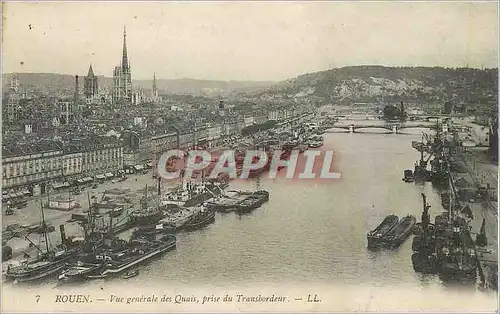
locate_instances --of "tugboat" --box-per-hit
[382,215,417,248]
[367,215,399,249]
[183,206,216,231]
[130,186,165,226]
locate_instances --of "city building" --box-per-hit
[1,136,124,198]
[84,64,99,102]
[2,141,65,196]
[122,129,153,172]
[112,27,132,104]
[71,137,123,182]
[3,76,21,124]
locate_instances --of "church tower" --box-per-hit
[84,64,99,100]
[152,73,158,100]
[112,26,132,104]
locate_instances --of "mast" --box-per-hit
[421,193,431,245]
[23,235,44,255]
[40,201,50,254]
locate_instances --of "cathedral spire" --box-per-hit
[153,72,157,91]
[122,26,129,71]
[87,63,94,77]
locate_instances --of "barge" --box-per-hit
[367,215,399,249]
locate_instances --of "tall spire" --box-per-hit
[87,63,94,76]
[153,72,157,91]
[122,26,129,71]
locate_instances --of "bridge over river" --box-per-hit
[320,120,449,134]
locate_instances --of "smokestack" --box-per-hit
[74,75,79,103]
[59,225,66,244]
[157,177,161,196]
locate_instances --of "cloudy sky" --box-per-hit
[2,1,498,81]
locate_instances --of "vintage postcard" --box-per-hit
[1,1,498,313]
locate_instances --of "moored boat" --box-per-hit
[5,202,78,282]
[123,269,139,279]
[382,215,417,248]
[58,262,105,283]
[5,247,76,282]
[183,207,216,231]
[402,169,414,182]
[366,215,399,249]
[236,190,269,214]
[308,141,323,148]
[90,235,176,278]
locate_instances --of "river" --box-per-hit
[4,129,498,312]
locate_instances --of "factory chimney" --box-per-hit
[74,75,79,103]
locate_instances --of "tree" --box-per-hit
[444,101,453,114]
[382,104,400,121]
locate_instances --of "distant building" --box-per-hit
[9,75,20,93]
[112,27,132,104]
[132,73,160,104]
[151,72,160,103]
[84,64,99,101]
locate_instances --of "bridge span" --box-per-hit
[320,121,449,134]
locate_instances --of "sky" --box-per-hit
[2,1,498,81]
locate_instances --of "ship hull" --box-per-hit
[439,263,477,281]
[58,263,105,283]
[367,215,399,249]
[89,237,176,278]
[411,252,438,274]
[5,255,74,282]
[236,193,269,214]
[184,211,216,231]
[382,215,417,248]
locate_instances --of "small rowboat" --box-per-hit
[123,269,139,279]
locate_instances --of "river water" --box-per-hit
[4,129,498,312]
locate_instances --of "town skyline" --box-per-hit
[2,2,499,81]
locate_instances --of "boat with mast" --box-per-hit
[435,174,478,281]
[411,193,438,273]
[130,184,165,226]
[5,202,76,282]
[183,204,216,231]
[58,193,110,283]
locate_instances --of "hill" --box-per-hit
[239,66,498,105]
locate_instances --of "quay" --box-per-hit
[406,116,497,291]
[1,114,316,271]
